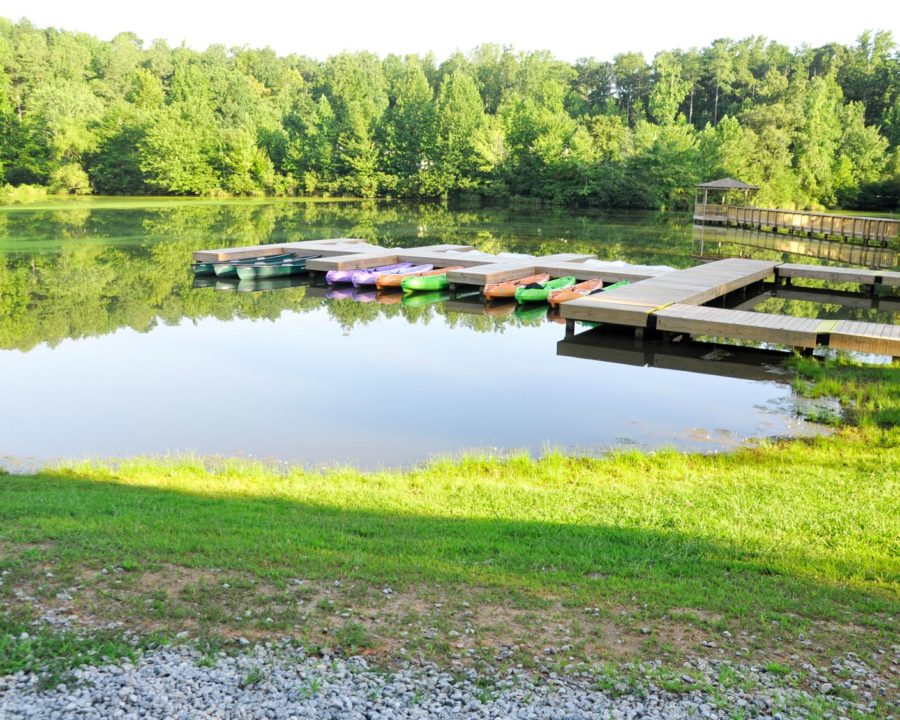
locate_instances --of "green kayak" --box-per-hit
[192,261,217,276]
[400,290,450,307]
[514,275,576,304]
[401,273,450,292]
[212,252,296,278]
[235,256,315,281]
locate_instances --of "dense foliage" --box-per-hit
[1,18,899,209]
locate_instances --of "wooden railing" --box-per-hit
[694,204,900,245]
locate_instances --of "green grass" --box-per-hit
[1,357,898,682]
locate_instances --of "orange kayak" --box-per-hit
[484,273,550,300]
[376,265,464,289]
[548,278,603,307]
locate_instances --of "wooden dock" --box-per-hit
[694,205,900,246]
[559,259,776,328]
[193,240,900,358]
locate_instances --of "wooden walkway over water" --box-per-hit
[694,205,900,246]
[193,239,900,358]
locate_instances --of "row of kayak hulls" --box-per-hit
[192,253,321,279]
[325,262,466,292]
[484,274,630,305]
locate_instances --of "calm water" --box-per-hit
[2,198,893,470]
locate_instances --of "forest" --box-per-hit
[1,18,898,210]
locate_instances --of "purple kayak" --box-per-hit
[326,262,412,285]
[351,263,432,287]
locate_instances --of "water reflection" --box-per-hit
[2,198,886,469]
[692,224,898,269]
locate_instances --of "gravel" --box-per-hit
[1,640,895,720]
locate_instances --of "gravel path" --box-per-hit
[1,641,895,719]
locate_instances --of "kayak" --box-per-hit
[352,263,429,287]
[401,290,450,307]
[548,279,630,307]
[234,255,321,281]
[514,275,576,304]
[377,264,462,289]
[548,278,603,307]
[209,252,296,278]
[483,274,550,300]
[400,266,463,293]
[326,262,412,285]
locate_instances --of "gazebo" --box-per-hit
[693,178,759,225]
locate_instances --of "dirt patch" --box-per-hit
[2,562,895,682]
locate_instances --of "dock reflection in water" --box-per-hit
[692,224,898,269]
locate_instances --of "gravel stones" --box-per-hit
[2,641,895,720]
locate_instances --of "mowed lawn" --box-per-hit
[1,434,897,640]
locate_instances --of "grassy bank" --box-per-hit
[1,358,898,687]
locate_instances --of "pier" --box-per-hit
[193,239,900,358]
[693,178,900,246]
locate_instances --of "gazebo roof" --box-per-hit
[695,177,759,191]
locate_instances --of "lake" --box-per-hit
[1,198,893,470]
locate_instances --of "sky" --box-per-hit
[1,0,897,62]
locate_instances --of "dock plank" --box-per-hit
[446,263,538,285]
[193,238,374,263]
[655,305,821,348]
[777,263,900,287]
[830,321,900,356]
[305,252,401,272]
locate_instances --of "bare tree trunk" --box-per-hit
[713,82,720,126]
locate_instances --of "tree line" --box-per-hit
[1,18,898,210]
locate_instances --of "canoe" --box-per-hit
[400,290,450,307]
[483,274,550,300]
[376,264,463,289]
[400,266,464,293]
[234,255,321,281]
[548,279,630,307]
[193,252,292,277]
[514,276,576,304]
[326,262,412,285]
[352,263,428,287]
[209,252,296,278]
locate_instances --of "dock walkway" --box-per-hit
[193,240,900,358]
[559,259,776,327]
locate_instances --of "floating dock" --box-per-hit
[193,240,900,358]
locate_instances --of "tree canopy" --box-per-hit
[1,18,898,210]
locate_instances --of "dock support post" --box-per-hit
[564,319,575,338]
